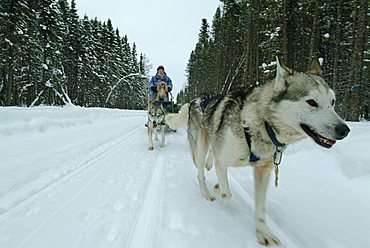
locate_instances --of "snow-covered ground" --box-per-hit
[0,106,369,248]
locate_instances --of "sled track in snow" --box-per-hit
[15,126,145,248]
[0,125,143,219]
[126,151,165,248]
[229,174,300,247]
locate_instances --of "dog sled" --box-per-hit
[153,99,180,114]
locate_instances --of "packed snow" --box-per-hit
[0,106,369,248]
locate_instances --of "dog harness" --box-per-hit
[244,127,260,162]
[199,94,286,186]
[244,122,286,187]
[199,93,213,113]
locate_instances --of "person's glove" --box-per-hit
[168,87,172,92]
[151,85,157,92]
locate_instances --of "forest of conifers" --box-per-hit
[1,0,149,109]
[1,0,368,121]
[179,0,369,121]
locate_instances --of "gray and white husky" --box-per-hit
[166,58,350,245]
[148,104,166,150]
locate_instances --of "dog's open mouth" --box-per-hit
[300,124,336,148]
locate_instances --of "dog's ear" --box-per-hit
[275,56,292,92]
[307,59,322,76]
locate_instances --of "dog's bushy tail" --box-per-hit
[165,103,189,130]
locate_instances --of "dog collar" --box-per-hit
[264,121,285,148]
[264,121,286,166]
[244,122,286,163]
[265,121,287,188]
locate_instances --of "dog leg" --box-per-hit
[160,124,165,148]
[194,144,215,201]
[214,162,232,200]
[254,163,280,245]
[205,148,213,171]
[148,127,154,150]
[197,164,215,201]
[154,127,159,141]
[195,153,215,201]
[188,128,215,201]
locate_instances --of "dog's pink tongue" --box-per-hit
[320,136,336,145]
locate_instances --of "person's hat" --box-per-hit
[157,65,165,71]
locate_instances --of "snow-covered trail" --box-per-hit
[0,108,295,248]
[1,110,156,248]
[0,107,369,248]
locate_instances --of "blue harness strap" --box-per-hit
[244,127,260,162]
[264,121,285,148]
[244,122,286,163]
[199,93,213,113]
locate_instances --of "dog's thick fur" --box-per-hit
[147,104,166,150]
[166,58,350,245]
[156,81,169,102]
[147,81,169,110]
[147,81,169,150]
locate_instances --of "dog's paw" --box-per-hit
[213,184,232,200]
[203,192,216,202]
[256,229,280,246]
[221,192,232,200]
[160,143,165,148]
[205,159,213,171]
[148,146,154,151]
[213,183,220,193]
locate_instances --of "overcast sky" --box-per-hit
[74,0,221,97]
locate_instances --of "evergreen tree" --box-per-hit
[345,0,368,121]
[0,0,147,109]
[183,0,369,121]
[58,0,82,105]
[210,7,223,91]
[19,0,43,106]
[0,0,29,105]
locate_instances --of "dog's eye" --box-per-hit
[306,99,318,108]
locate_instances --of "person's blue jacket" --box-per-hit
[148,73,173,100]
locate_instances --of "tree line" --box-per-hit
[0,0,149,109]
[179,0,369,121]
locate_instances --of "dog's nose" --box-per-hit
[335,123,350,139]
[153,121,157,125]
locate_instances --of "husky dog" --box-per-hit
[147,81,169,149]
[166,58,350,245]
[148,103,166,150]
[156,81,169,102]
[147,81,169,111]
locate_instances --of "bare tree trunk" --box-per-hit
[6,58,14,106]
[247,0,260,84]
[282,0,293,64]
[345,0,367,121]
[332,0,342,93]
[308,0,320,61]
